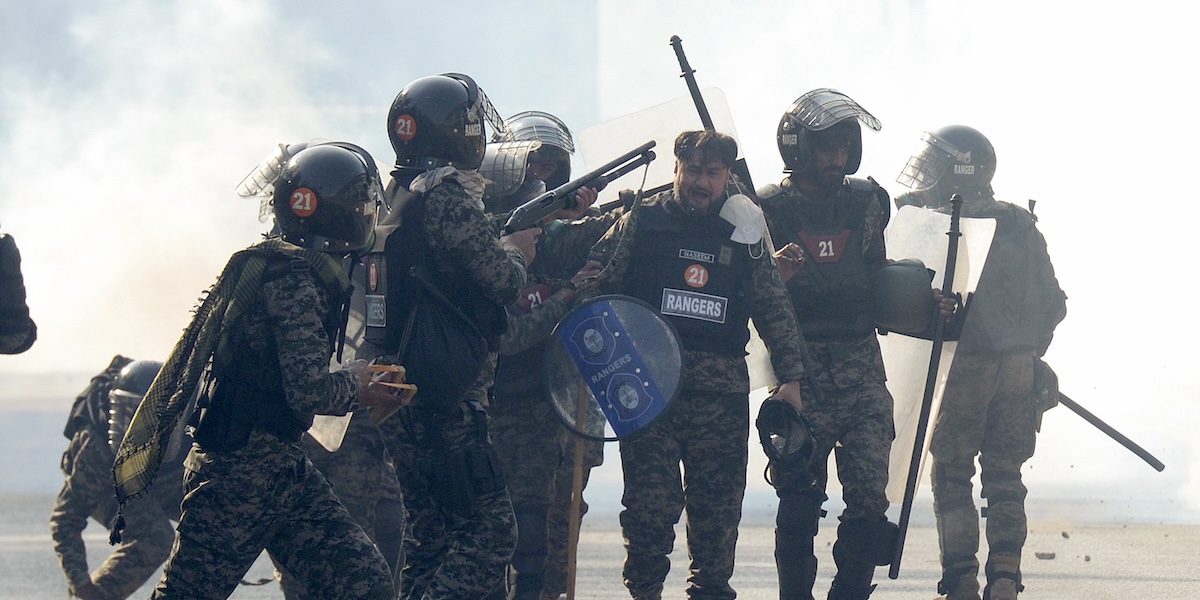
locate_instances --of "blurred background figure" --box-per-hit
[51,358,179,600]
[0,224,37,354]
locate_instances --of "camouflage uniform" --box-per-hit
[51,425,183,599]
[927,194,1066,600]
[490,210,619,599]
[590,189,806,600]
[758,176,896,600]
[152,252,394,600]
[374,173,527,600]
[276,414,406,598]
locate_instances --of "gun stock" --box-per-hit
[502,141,655,234]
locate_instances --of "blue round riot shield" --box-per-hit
[542,295,684,442]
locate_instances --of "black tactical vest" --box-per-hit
[622,199,755,357]
[759,178,880,340]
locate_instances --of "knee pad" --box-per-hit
[834,518,898,567]
[777,489,825,539]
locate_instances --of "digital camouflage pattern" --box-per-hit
[490,209,622,598]
[375,174,525,599]
[758,177,896,599]
[160,432,393,600]
[51,427,181,599]
[618,390,749,600]
[542,434,604,600]
[589,189,806,599]
[380,404,517,600]
[152,260,393,599]
[278,411,406,597]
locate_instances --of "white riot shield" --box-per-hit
[881,206,996,501]
[578,88,742,204]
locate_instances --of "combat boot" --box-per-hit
[937,562,981,600]
[931,573,979,600]
[511,572,545,600]
[826,581,875,600]
[982,556,1022,600]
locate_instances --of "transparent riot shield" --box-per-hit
[881,205,996,501]
[543,295,684,441]
[577,88,742,204]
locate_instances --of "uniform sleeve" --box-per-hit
[496,293,574,355]
[863,192,888,269]
[588,211,634,295]
[263,272,358,419]
[545,208,625,270]
[424,182,528,304]
[750,230,807,383]
[49,430,108,592]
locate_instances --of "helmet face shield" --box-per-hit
[896,126,996,195]
[479,139,541,198]
[781,88,882,133]
[504,110,575,188]
[755,397,816,469]
[897,131,963,191]
[778,88,880,174]
[108,360,163,449]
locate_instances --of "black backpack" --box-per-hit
[63,355,133,440]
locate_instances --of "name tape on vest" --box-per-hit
[660,288,728,324]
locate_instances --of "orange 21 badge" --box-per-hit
[290,187,317,218]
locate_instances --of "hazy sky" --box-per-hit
[2,0,1197,518]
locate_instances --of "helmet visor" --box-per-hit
[896,131,963,191]
[784,88,882,132]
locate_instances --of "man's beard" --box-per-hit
[815,167,844,194]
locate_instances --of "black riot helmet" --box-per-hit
[272,143,381,254]
[388,73,500,171]
[108,360,163,450]
[777,88,882,175]
[897,125,996,199]
[756,397,816,470]
[505,110,575,188]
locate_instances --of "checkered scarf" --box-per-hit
[110,239,348,539]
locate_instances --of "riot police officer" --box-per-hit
[113,142,397,599]
[895,125,1067,600]
[589,130,807,600]
[371,73,540,599]
[51,359,180,600]
[757,88,898,600]
[480,110,608,600]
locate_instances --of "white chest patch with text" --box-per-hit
[660,288,727,324]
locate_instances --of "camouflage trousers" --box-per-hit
[489,385,566,596]
[619,390,748,600]
[929,351,1037,595]
[771,370,894,599]
[543,434,604,600]
[380,401,517,600]
[278,411,406,598]
[153,433,394,599]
